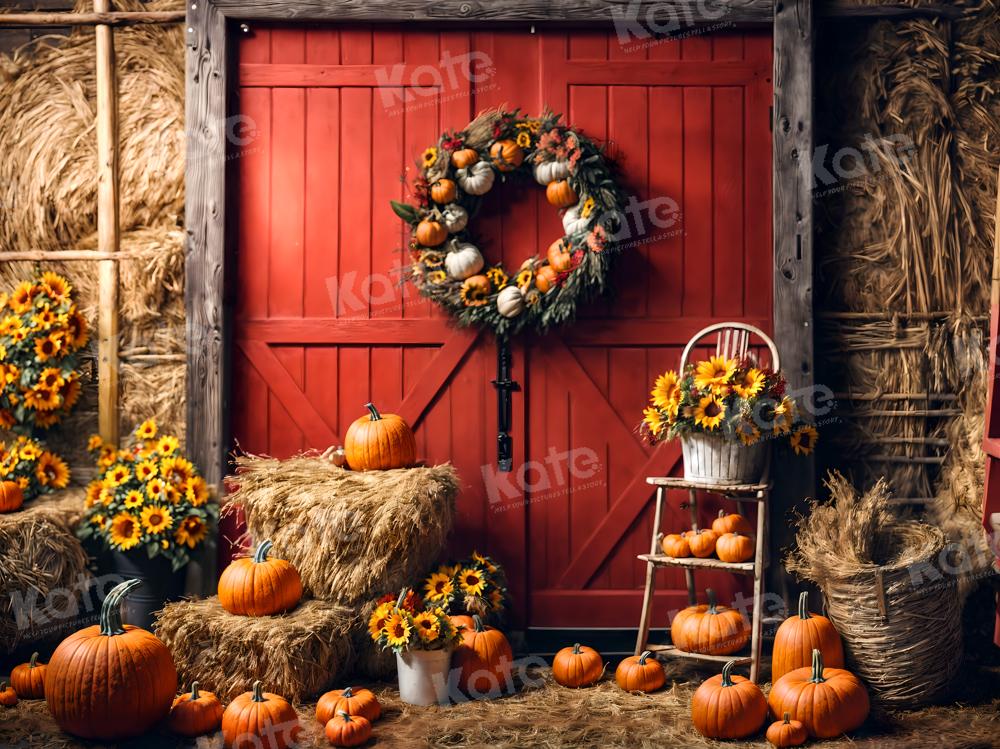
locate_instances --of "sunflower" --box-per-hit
[427,270,448,285]
[420,250,444,269]
[439,563,460,578]
[471,550,496,572]
[40,272,71,302]
[36,452,70,489]
[643,406,667,437]
[19,442,39,460]
[156,435,180,455]
[650,370,680,409]
[424,572,454,602]
[174,515,208,549]
[732,368,766,399]
[97,444,117,468]
[790,425,819,455]
[123,489,145,509]
[162,456,194,486]
[132,460,156,482]
[735,420,761,446]
[146,477,167,501]
[580,196,596,219]
[32,307,58,329]
[9,282,34,313]
[66,310,89,349]
[0,316,21,336]
[458,567,486,596]
[693,356,737,393]
[85,435,103,452]
[489,589,504,612]
[141,504,173,535]
[34,335,62,362]
[772,398,795,435]
[384,612,412,648]
[421,147,439,168]
[515,130,531,148]
[136,418,157,440]
[368,602,394,640]
[693,395,726,431]
[90,513,106,528]
[85,480,103,508]
[104,463,131,488]
[25,385,60,411]
[109,512,142,551]
[515,268,534,289]
[60,377,81,410]
[460,278,489,307]
[412,611,441,643]
[99,487,114,506]
[0,410,13,430]
[185,476,210,506]
[486,267,508,290]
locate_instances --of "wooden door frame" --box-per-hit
[185,0,809,593]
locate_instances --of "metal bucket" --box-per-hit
[107,550,185,630]
[396,648,453,706]
[681,432,765,486]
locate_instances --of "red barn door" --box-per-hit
[231,25,772,629]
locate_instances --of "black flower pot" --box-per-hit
[106,550,185,630]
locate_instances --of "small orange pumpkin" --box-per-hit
[660,533,690,558]
[615,650,665,693]
[489,139,524,171]
[344,402,417,471]
[218,539,303,616]
[712,509,753,536]
[415,218,447,247]
[671,588,750,656]
[450,614,476,631]
[451,148,479,169]
[767,711,808,747]
[552,643,603,688]
[691,660,767,739]
[546,238,574,272]
[546,179,578,208]
[316,686,381,724]
[10,651,45,699]
[535,265,558,293]
[454,615,513,697]
[325,710,372,747]
[771,591,845,683]
[168,682,223,737]
[0,682,16,707]
[716,532,754,563]
[430,179,457,204]
[685,528,718,558]
[222,681,301,749]
[0,480,23,513]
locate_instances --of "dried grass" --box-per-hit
[155,596,354,702]
[224,455,458,605]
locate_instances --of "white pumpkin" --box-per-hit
[534,159,571,185]
[441,204,468,233]
[496,285,525,318]
[562,204,591,235]
[457,161,495,195]
[444,242,484,279]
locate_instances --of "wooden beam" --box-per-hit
[772,0,814,608]
[95,0,119,446]
[818,2,962,20]
[0,10,185,27]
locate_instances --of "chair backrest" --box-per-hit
[679,322,780,373]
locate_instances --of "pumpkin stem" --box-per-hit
[251,681,265,702]
[99,579,142,636]
[638,651,652,665]
[364,402,382,421]
[718,509,725,519]
[28,652,38,668]
[783,711,791,724]
[336,710,352,722]
[473,614,486,632]
[706,588,718,615]
[0,682,7,692]
[253,539,273,563]
[797,591,811,620]
[342,686,353,698]
[809,648,826,684]
[720,660,736,687]
[572,643,582,654]
[190,682,200,700]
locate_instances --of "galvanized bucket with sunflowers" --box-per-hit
[642,357,818,485]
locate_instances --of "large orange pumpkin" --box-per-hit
[222,681,301,749]
[691,660,767,739]
[218,538,303,616]
[552,643,603,688]
[768,649,869,738]
[489,139,524,171]
[771,591,845,683]
[615,651,665,693]
[716,532,754,563]
[344,402,416,471]
[325,710,372,747]
[671,588,750,656]
[10,651,46,699]
[0,682,16,707]
[316,686,381,724]
[0,480,23,513]
[712,509,753,536]
[454,615,513,697]
[545,179,578,208]
[168,682,224,737]
[44,579,177,740]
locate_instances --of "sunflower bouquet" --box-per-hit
[77,419,217,571]
[0,272,88,432]
[368,587,462,654]
[0,435,71,500]
[422,551,508,622]
[641,356,819,454]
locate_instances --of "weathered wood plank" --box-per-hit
[0,11,184,27]
[819,2,961,20]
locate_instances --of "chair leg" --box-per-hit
[635,486,665,655]
[749,491,767,683]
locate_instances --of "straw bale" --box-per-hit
[225,455,458,605]
[0,488,90,652]
[155,596,355,702]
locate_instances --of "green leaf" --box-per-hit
[390,200,420,225]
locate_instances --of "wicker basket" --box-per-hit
[681,433,765,485]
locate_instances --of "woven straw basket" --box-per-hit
[681,433,766,486]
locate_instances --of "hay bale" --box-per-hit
[155,596,354,702]
[0,489,91,652]
[225,455,458,605]
[351,598,397,680]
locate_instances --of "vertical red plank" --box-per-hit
[682,87,713,317]
[648,87,684,318]
[744,32,773,322]
[304,89,340,318]
[713,87,745,317]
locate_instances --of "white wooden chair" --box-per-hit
[678,321,780,374]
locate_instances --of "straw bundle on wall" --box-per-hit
[787,472,962,707]
[156,596,355,702]
[225,455,458,605]
[0,489,90,652]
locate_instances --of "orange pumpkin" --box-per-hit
[615,650,665,693]
[766,712,808,747]
[716,532,754,563]
[316,686,381,724]
[771,591,845,683]
[454,615,513,697]
[489,139,524,171]
[431,179,457,204]
[660,533,690,558]
[44,579,177,740]
[685,528,718,558]
[450,614,476,631]
[451,148,479,169]
[535,265,558,293]
[222,681,301,749]
[10,651,45,699]
[546,179,578,208]
[671,588,750,656]
[712,509,753,536]
[691,660,767,739]
[325,710,372,747]
[218,539,303,616]
[415,218,447,247]
[0,682,16,707]
[0,480,23,513]
[768,649,869,738]
[546,238,573,272]
[344,402,416,471]
[552,643,603,688]
[168,682,224,737]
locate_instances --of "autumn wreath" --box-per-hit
[391,109,629,336]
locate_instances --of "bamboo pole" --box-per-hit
[0,249,147,261]
[95,0,119,446]
[0,11,184,27]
